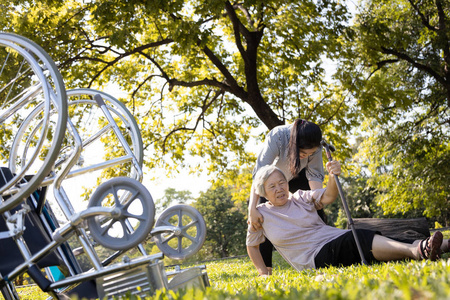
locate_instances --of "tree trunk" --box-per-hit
[352,217,430,241]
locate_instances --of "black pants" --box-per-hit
[314,229,377,268]
[313,230,417,269]
[258,168,327,268]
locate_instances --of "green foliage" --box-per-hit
[325,173,381,227]
[194,185,248,258]
[211,166,253,206]
[361,125,449,222]
[155,188,193,214]
[0,0,354,183]
[335,0,450,223]
[2,0,448,223]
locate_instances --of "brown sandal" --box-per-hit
[418,231,443,261]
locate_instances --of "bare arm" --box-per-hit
[318,160,341,205]
[249,129,280,230]
[247,245,270,276]
[248,184,263,230]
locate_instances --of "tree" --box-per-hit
[156,187,193,214]
[4,0,447,223]
[336,0,449,223]
[194,185,247,258]
[0,0,355,178]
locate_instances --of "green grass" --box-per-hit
[201,252,450,300]
[9,253,450,300]
[6,232,450,300]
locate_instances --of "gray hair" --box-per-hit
[254,165,287,198]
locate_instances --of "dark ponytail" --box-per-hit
[288,119,322,176]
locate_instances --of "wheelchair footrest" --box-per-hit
[95,260,168,299]
[166,265,210,291]
[95,260,210,299]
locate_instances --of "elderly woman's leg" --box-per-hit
[259,239,273,271]
[441,238,449,253]
[371,231,443,261]
[314,229,378,268]
[315,230,446,269]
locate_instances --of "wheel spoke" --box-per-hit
[110,184,121,207]
[177,210,183,227]
[177,236,182,253]
[121,190,141,210]
[161,232,175,244]
[160,219,173,227]
[99,219,116,236]
[0,52,10,78]
[119,219,131,240]
[181,231,196,243]
[122,210,145,221]
[182,219,198,230]
[81,125,111,150]
[153,205,204,259]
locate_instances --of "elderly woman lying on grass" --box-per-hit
[246,161,449,276]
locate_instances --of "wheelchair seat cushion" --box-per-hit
[0,167,64,275]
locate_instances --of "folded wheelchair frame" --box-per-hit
[0,33,208,299]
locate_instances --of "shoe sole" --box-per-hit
[429,231,443,261]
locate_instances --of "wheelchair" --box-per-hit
[0,33,208,299]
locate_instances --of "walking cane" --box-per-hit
[320,140,368,265]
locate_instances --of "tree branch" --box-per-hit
[368,58,400,78]
[235,4,254,29]
[435,0,450,71]
[200,44,247,98]
[406,0,437,31]
[162,89,223,153]
[74,39,173,87]
[224,1,249,61]
[131,73,163,112]
[380,46,447,86]
[169,77,230,90]
[321,96,347,125]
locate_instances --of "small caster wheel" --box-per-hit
[154,204,206,260]
[87,177,155,250]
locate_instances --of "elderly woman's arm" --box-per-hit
[248,184,264,230]
[247,245,270,276]
[318,160,341,205]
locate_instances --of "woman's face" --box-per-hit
[299,147,318,160]
[264,171,289,206]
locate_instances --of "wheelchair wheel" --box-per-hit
[86,177,155,250]
[60,88,143,189]
[154,204,206,260]
[0,33,67,212]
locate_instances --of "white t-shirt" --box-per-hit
[246,188,349,270]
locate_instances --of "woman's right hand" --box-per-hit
[248,208,264,231]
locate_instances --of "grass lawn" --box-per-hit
[6,232,450,300]
[204,251,450,300]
